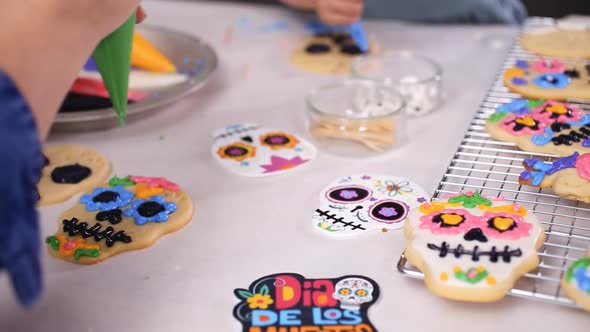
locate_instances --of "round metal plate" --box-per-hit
[52,25,218,132]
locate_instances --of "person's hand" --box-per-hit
[316,0,364,25]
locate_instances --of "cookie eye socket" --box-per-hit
[369,200,408,224]
[262,134,290,146]
[339,288,351,296]
[487,217,516,232]
[433,213,466,228]
[355,289,368,297]
[533,73,570,89]
[217,142,256,161]
[224,146,249,157]
[306,43,331,54]
[93,190,119,203]
[326,186,371,204]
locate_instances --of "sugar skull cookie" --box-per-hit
[519,152,590,203]
[38,145,111,206]
[486,99,590,156]
[503,59,590,100]
[521,24,590,59]
[290,32,376,74]
[45,175,193,264]
[404,192,545,302]
[212,123,316,177]
[561,249,590,312]
[313,174,429,237]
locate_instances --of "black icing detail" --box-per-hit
[552,129,590,146]
[340,44,364,55]
[62,218,132,247]
[432,213,465,228]
[369,200,407,223]
[137,201,165,218]
[332,34,352,45]
[96,209,123,225]
[327,186,371,203]
[93,191,120,203]
[50,164,91,184]
[487,217,517,233]
[241,136,253,143]
[551,122,571,133]
[464,228,488,243]
[564,69,580,79]
[427,242,522,263]
[43,154,49,167]
[306,43,331,54]
[542,75,559,84]
[507,118,540,132]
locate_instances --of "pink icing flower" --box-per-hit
[130,176,180,192]
[575,153,590,181]
[64,241,77,250]
[532,101,582,124]
[260,156,308,173]
[482,212,532,240]
[499,113,545,136]
[531,59,567,73]
[419,209,479,235]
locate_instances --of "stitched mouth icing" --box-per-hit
[427,241,523,263]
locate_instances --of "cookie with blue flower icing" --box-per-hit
[38,145,111,206]
[485,99,590,156]
[519,152,590,203]
[503,59,590,100]
[561,248,590,312]
[45,175,193,264]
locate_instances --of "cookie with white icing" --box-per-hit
[485,99,590,156]
[404,192,545,302]
[519,152,590,203]
[561,250,590,312]
[503,59,590,100]
[45,175,193,264]
[521,24,590,59]
[38,145,111,206]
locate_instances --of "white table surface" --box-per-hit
[1,1,587,331]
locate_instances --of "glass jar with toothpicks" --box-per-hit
[306,80,406,157]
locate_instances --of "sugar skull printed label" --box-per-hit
[404,192,545,302]
[313,174,430,237]
[212,124,317,177]
[233,273,380,332]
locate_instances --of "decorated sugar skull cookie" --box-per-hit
[212,123,316,177]
[289,32,375,74]
[486,99,590,156]
[313,174,429,237]
[561,252,590,312]
[503,59,590,100]
[404,192,545,302]
[45,175,193,264]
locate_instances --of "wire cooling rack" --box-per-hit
[397,17,590,308]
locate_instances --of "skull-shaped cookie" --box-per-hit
[404,192,545,302]
[332,277,375,311]
[212,123,316,177]
[313,174,429,237]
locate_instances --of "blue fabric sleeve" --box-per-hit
[363,0,527,24]
[0,70,43,307]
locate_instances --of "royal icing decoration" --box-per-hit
[212,124,317,177]
[404,192,545,302]
[519,152,590,186]
[313,174,429,237]
[233,273,380,332]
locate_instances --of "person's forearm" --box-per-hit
[0,3,101,140]
[280,0,317,11]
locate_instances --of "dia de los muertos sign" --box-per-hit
[233,273,380,332]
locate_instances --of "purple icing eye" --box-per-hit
[378,207,398,217]
[226,147,248,156]
[369,200,408,224]
[327,185,371,204]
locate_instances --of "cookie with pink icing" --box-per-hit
[519,152,590,203]
[404,192,545,302]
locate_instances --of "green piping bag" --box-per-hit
[92,12,136,126]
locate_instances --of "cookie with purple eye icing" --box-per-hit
[45,175,193,264]
[503,59,590,100]
[485,99,590,157]
[404,192,545,302]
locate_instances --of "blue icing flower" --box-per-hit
[515,60,529,69]
[80,186,135,212]
[573,266,590,293]
[123,195,177,225]
[531,128,554,146]
[497,99,529,115]
[511,77,528,85]
[533,73,570,89]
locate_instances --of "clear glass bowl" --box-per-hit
[351,51,442,116]
[306,80,406,157]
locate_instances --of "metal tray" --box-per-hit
[52,25,218,132]
[397,17,590,308]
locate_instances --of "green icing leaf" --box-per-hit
[237,289,254,299]
[73,248,101,261]
[259,284,270,296]
[45,236,59,251]
[488,112,507,123]
[448,192,491,208]
[455,268,489,284]
[108,175,135,187]
[526,99,545,109]
[566,257,590,282]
